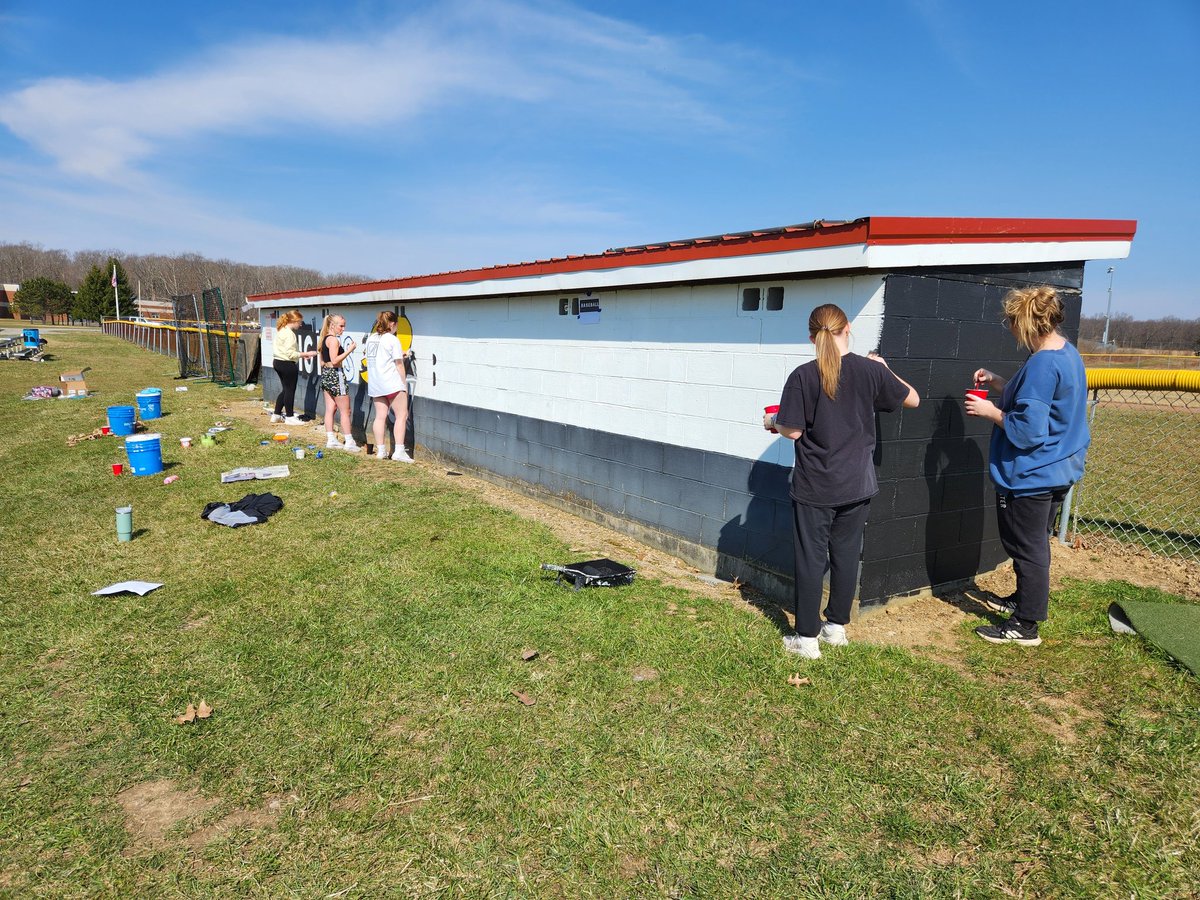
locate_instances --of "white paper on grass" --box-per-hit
[220,465,290,483]
[93,581,164,596]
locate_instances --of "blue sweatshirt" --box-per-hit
[990,342,1090,495]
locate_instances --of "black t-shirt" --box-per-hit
[776,352,910,507]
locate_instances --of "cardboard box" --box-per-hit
[60,368,90,397]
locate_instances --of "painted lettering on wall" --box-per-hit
[297,326,318,376]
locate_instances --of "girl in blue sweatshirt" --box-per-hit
[966,286,1090,646]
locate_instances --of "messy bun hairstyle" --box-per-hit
[1003,286,1064,352]
[809,303,849,400]
[276,309,303,328]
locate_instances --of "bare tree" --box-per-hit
[1080,314,1200,352]
[0,242,370,321]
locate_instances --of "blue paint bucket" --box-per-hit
[124,433,163,476]
[107,405,137,436]
[135,389,162,420]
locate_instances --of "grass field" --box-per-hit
[1073,392,1200,559]
[1,330,1198,898]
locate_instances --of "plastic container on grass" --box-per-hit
[107,405,136,436]
[124,433,163,476]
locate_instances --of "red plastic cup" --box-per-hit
[100,425,111,435]
[965,388,988,401]
[765,404,780,434]
[112,463,123,476]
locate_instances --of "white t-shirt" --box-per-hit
[365,332,406,397]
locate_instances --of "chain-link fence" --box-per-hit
[171,289,237,384]
[1081,352,1200,370]
[102,313,258,387]
[1069,384,1200,563]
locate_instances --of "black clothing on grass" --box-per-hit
[201,493,285,528]
[776,352,910,637]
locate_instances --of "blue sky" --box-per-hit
[0,0,1196,317]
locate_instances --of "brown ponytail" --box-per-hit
[372,310,397,335]
[809,303,849,400]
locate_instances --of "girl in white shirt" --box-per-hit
[364,311,412,462]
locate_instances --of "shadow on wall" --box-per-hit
[714,450,795,636]
[923,396,986,588]
[711,398,988,628]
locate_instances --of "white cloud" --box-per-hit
[0,0,749,180]
[0,154,629,279]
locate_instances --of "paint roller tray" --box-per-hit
[540,558,636,590]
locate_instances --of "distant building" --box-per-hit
[136,297,176,321]
[0,284,19,319]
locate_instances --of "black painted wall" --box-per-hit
[859,263,1084,607]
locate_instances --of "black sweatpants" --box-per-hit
[273,359,299,417]
[791,499,871,638]
[996,488,1068,623]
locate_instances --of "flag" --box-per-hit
[111,265,117,288]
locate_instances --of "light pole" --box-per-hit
[1100,266,1115,349]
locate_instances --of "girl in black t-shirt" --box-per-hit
[766,304,919,659]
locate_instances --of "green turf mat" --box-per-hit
[1109,600,1200,676]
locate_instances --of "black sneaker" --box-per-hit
[975,618,1041,646]
[981,592,1018,616]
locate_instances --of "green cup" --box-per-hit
[116,506,133,542]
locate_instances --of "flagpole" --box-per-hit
[112,264,121,320]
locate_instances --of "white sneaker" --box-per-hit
[326,433,341,448]
[818,622,849,647]
[391,448,413,463]
[374,446,387,460]
[283,415,304,425]
[269,413,282,424]
[782,635,821,659]
[341,437,361,453]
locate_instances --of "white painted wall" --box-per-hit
[273,275,886,465]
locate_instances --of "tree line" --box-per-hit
[1078,314,1200,353]
[1,241,368,324]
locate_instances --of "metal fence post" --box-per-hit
[1057,483,1075,545]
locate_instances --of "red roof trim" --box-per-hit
[865,216,1137,245]
[248,216,1138,303]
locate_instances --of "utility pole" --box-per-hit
[1100,266,1115,349]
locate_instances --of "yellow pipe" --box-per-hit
[1086,368,1200,392]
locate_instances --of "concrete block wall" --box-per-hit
[413,275,886,464]
[414,395,795,589]
[857,263,1084,606]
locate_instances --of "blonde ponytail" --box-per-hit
[809,304,849,400]
[317,315,335,352]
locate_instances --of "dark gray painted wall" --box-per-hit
[413,395,795,592]
[860,263,1084,607]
